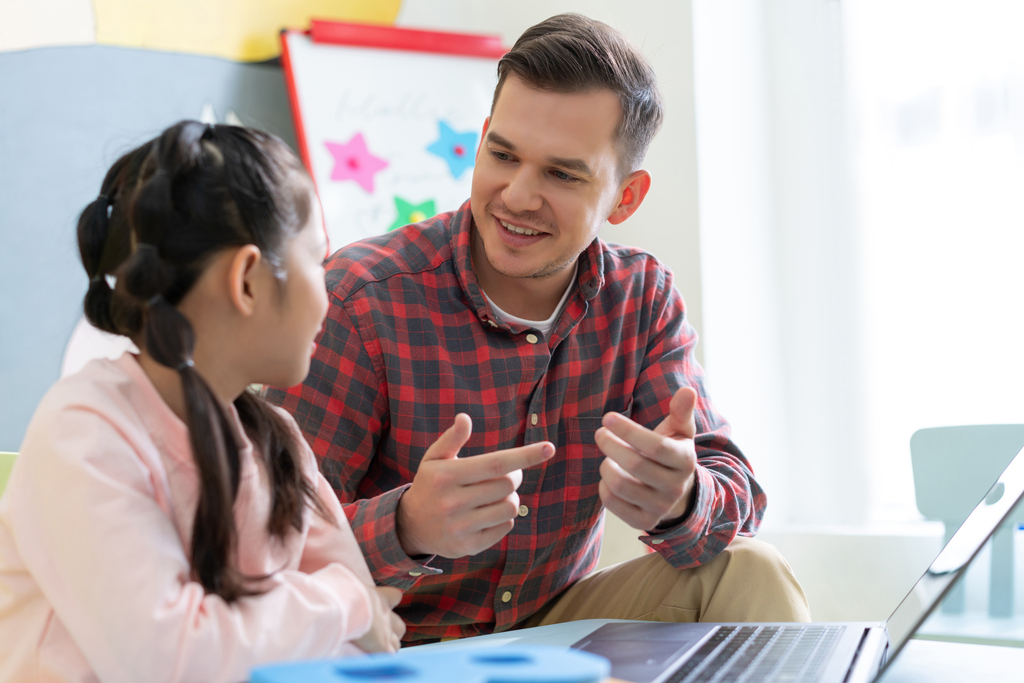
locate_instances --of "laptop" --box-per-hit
[564,438,1024,683]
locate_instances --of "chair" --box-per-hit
[0,452,16,496]
[910,425,1024,617]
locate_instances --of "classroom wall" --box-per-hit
[0,0,702,453]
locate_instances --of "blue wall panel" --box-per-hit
[0,45,296,450]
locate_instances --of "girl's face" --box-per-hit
[257,194,330,389]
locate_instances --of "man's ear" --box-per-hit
[607,170,652,225]
[476,117,491,159]
[226,244,263,316]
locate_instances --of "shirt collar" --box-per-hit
[448,199,607,326]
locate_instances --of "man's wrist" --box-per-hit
[395,489,429,558]
[653,478,699,531]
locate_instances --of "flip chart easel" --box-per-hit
[280,20,505,250]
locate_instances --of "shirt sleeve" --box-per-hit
[10,404,375,683]
[627,266,767,569]
[264,293,440,588]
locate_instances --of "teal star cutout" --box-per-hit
[389,197,436,231]
[426,120,477,179]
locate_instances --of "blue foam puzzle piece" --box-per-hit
[250,645,610,683]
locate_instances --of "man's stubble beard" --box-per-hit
[481,236,583,281]
[475,202,586,281]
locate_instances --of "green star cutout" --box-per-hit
[388,196,436,231]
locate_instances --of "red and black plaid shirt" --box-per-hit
[265,200,765,644]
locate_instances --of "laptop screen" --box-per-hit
[884,442,1024,663]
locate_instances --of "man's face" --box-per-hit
[470,75,625,285]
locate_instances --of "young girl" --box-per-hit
[0,121,404,682]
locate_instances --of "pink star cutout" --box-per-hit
[324,133,389,193]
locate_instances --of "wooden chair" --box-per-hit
[911,425,1024,617]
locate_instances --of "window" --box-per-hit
[694,0,1024,526]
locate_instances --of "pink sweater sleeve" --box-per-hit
[9,404,373,683]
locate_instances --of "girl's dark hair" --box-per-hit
[493,13,664,178]
[77,120,331,601]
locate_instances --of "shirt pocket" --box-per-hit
[552,393,633,528]
[553,415,606,532]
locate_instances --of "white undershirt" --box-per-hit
[482,263,579,339]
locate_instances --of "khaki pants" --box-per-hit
[519,537,811,628]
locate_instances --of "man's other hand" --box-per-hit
[596,387,699,531]
[396,413,555,558]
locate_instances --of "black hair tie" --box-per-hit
[95,193,113,220]
[176,358,195,372]
[147,294,163,307]
[136,243,160,256]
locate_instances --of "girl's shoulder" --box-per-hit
[31,354,142,425]
[33,354,168,422]
[21,353,188,473]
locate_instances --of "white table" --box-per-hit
[879,638,1024,682]
[419,620,1024,682]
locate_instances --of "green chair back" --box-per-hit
[910,425,1024,618]
[911,425,1024,530]
[0,452,16,496]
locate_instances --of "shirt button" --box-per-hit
[651,538,664,545]
[530,413,538,425]
[488,320,498,328]
[526,333,539,344]
[518,504,529,517]
[502,591,513,603]
[409,571,422,576]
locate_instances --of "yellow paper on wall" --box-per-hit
[93,0,403,62]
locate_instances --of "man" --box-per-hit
[268,13,809,644]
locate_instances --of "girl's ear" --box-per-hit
[226,245,263,316]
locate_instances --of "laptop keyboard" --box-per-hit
[664,625,844,683]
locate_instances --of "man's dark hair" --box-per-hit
[492,13,664,178]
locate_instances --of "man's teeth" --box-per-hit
[500,219,540,236]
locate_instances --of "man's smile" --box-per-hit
[499,219,541,236]
[491,212,551,249]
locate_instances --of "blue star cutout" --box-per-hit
[426,120,478,179]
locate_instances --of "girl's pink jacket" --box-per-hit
[0,354,376,682]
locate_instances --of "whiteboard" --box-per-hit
[282,26,502,250]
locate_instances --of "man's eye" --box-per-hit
[552,170,577,182]
[492,150,513,162]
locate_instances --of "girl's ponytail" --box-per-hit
[234,392,332,538]
[77,151,139,335]
[79,195,118,334]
